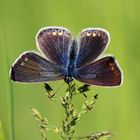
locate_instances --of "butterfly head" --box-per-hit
[64,76,74,84]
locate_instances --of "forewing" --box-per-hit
[10,52,64,82]
[36,27,72,66]
[75,56,122,86]
[76,28,110,67]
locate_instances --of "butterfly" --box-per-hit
[10,26,122,86]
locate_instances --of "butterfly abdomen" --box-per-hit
[67,40,78,76]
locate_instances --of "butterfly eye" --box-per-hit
[64,76,73,84]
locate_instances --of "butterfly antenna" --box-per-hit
[54,81,65,95]
[44,82,65,99]
[77,84,90,98]
[44,83,56,99]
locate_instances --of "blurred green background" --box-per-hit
[0,0,140,140]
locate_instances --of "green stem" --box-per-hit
[61,83,77,140]
[0,23,15,140]
[32,83,113,140]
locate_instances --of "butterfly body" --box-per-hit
[10,27,122,86]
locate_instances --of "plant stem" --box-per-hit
[61,83,78,140]
[0,23,15,140]
[32,82,113,140]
